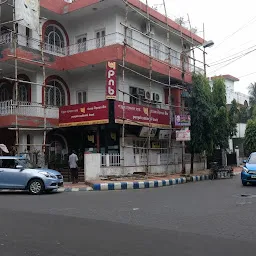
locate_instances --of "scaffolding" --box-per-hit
[0,0,49,165]
[119,0,198,174]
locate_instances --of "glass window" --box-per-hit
[46,80,66,107]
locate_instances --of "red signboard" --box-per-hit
[106,61,117,99]
[59,101,109,127]
[114,101,170,128]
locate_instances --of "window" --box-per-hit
[0,82,11,102]
[77,91,86,104]
[44,25,66,53]
[127,28,133,46]
[76,34,87,53]
[0,159,16,168]
[26,27,31,47]
[18,83,29,102]
[171,50,180,67]
[153,41,160,59]
[96,29,105,48]
[46,80,66,107]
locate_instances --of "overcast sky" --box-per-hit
[142,0,256,95]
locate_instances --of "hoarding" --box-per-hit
[176,130,191,141]
[106,61,117,100]
[59,101,109,127]
[175,115,191,127]
[115,101,170,128]
[15,0,40,31]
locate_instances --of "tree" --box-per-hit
[228,99,239,137]
[189,73,213,174]
[244,119,256,155]
[248,82,256,106]
[212,78,230,150]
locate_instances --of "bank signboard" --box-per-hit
[114,101,170,128]
[59,101,109,127]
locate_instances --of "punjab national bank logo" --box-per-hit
[108,62,116,70]
[143,107,149,116]
[80,107,86,113]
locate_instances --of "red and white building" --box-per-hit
[0,0,206,174]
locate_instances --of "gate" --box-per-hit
[227,153,237,166]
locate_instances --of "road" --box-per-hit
[0,176,255,255]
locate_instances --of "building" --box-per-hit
[210,74,249,157]
[0,0,206,175]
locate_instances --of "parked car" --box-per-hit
[241,152,256,186]
[0,156,63,195]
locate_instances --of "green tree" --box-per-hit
[228,99,239,137]
[244,119,256,155]
[212,78,230,150]
[248,82,256,106]
[189,73,213,174]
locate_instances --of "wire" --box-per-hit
[212,15,256,50]
[239,71,256,79]
[209,47,256,75]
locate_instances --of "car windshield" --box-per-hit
[16,159,36,169]
[248,154,256,164]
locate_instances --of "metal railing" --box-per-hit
[0,100,59,119]
[101,153,121,167]
[0,32,203,74]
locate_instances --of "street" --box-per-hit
[0,176,255,255]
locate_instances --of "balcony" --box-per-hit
[0,32,203,74]
[0,100,59,119]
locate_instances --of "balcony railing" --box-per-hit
[1,32,204,74]
[0,100,59,119]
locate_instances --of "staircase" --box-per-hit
[57,168,85,182]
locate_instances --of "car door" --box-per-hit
[0,159,5,188]
[0,159,28,189]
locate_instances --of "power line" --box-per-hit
[212,15,256,50]
[239,71,256,79]
[208,47,256,75]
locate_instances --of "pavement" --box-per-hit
[60,167,242,192]
[0,173,255,255]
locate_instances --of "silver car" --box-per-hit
[0,156,64,195]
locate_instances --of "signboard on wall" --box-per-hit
[139,127,158,138]
[176,130,191,141]
[15,0,40,31]
[115,101,170,129]
[175,115,191,127]
[106,61,117,100]
[59,100,109,127]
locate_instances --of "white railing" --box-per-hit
[0,32,12,45]
[0,100,59,119]
[101,154,121,167]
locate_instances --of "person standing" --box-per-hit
[69,150,79,184]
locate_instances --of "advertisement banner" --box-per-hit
[176,130,191,141]
[115,101,170,128]
[106,61,117,100]
[59,101,109,127]
[175,115,191,127]
[15,0,40,32]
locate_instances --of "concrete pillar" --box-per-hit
[135,154,140,166]
[157,154,161,165]
[106,154,110,167]
[84,153,101,181]
[235,147,240,166]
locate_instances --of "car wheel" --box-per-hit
[28,179,44,195]
[242,181,248,186]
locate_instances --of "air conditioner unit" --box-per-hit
[145,91,151,100]
[153,93,162,103]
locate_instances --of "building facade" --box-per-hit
[0,0,205,174]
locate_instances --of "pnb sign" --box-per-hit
[106,61,117,100]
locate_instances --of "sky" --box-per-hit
[142,0,256,95]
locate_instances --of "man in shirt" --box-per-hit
[69,150,79,184]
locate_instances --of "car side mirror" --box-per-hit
[243,160,247,164]
[16,165,24,170]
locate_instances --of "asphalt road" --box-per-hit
[0,176,256,256]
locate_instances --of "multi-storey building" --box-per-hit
[0,0,205,173]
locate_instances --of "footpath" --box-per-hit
[59,167,242,192]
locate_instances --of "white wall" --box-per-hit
[233,123,246,138]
